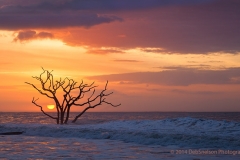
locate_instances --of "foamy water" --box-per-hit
[0,112,240,159]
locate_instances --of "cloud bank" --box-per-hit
[14,30,54,41]
[0,0,214,12]
[1,0,240,54]
[60,0,240,54]
[87,68,240,86]
[0,0,217,30]
[0,14,122,30]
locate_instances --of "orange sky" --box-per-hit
[0,0,240,112]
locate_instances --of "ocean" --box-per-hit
[0,112,240,160]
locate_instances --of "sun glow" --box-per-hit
[47,105,55,110]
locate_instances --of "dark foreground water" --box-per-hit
[0,112,240,160]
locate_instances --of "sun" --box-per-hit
[47,105,55,110]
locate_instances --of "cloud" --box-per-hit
[0,0,215,12]
[0,0,215,31]
[158,66,189,70]
[0,0,124,30]
[86,48,125,54]
[61,0,240,54]
[157,65,211,70]
[60,0,214,11]
[171,89,221,95]
[208,61,223,63]
[113,59,141,62]
[1,0,240,54]
[0,14,122,30]
[86,68,240,86]
[13,30,54,42]
[140,48,166,53]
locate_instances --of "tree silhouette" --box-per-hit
[25,68,120,124]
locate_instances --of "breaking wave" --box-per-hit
[1,117,240,149]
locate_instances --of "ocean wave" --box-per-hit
[1,117,240,149]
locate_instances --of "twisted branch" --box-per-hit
[32,97,57,120]
[72,81,121,122]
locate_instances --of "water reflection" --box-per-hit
[0,136,166,159]
[0,135,239,160]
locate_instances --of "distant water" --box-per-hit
[1,112,240,160]
[1,112,240,124]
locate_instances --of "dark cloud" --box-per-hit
[13,30,54,41]
[60,0,215,11]
[0,14,122,30]
[128,1,240,54]
[0,0,215,30]
[0,0,215,12]
[0,1,123,30]
[86,68,240,86]
[62,0,240,54]
[1,0,240,54]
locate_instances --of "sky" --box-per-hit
[0,0,240,112]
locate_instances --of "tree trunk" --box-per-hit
[60,109,64,124]
[64,106,71,124]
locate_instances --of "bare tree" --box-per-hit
[25,68,120,124]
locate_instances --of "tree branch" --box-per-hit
[72,81,121,123]
[25,82,54,98]
[32,97,57,120]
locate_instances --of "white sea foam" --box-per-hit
[1,117,240,149]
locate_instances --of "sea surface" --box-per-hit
[0,112,240,160]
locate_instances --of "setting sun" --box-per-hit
[47,105,55,110]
